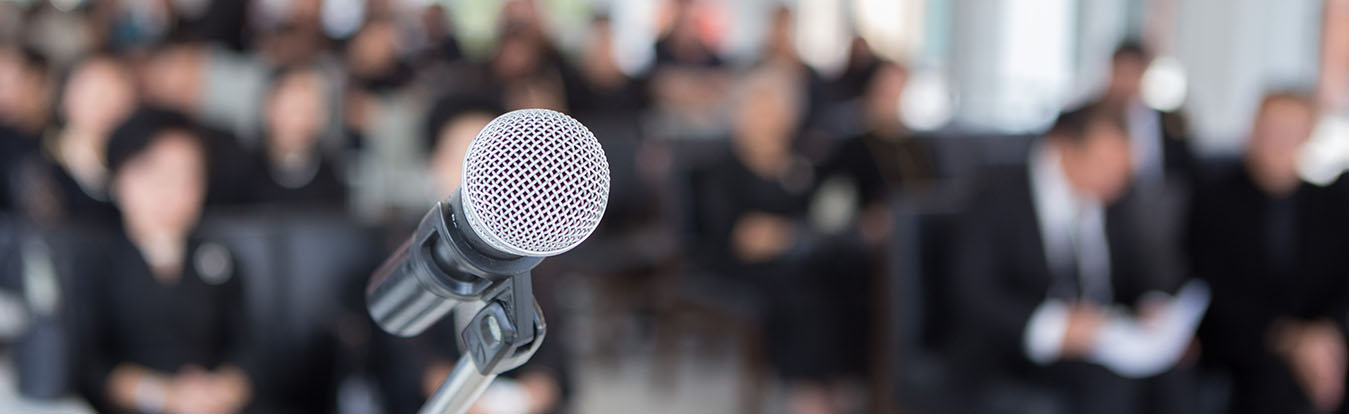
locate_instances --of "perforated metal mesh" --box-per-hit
[460,109,610,257]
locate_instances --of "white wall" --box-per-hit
[1173,0,1321,155]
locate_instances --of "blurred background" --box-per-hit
[1,0,1349,413]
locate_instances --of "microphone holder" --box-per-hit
[366,192,547,414]
[420,271,545,414]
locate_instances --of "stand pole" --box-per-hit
[418,355,498,414]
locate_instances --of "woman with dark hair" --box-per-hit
[79,107,255,413]
[29,53,139,225]
[248,63,346,207]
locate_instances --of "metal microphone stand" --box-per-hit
[418,267,546,414]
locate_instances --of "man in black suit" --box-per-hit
[1189,91,1349,414]
[951,105,1190,414]
[1099,41,1195,189]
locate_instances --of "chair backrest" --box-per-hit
[665,139,733,267]
[884,186,969,412]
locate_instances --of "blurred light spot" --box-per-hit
[854,0,920,62]
[1299,115,1349,186]
[50,0,83,12]
[612,0,656,76]
[322,0,366,39]
[797,0,849,76]
[901,68,954,131]
[1142,56,1187,112]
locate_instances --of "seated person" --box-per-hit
[817,59,936,247]
[249,63,346,206]
[1190,91,1349,414]
[951,105,1198,414]
[695,65,869,414]
[78,108,254,413]
[1094,41,1194,189]
[26,53,138,225]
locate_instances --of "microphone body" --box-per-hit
[366,190,541,337]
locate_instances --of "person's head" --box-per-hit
[1047,105,1135,202]
[264,64,329,155]
[106,108,209,237]
[0,45,50,131]
[765,6,795,62]
[1247,90,1318,194]
[863,60,910,134]
[503,73,566,111]
[424,96,504,197]
[139,42,205,111]
[666,0,703,47]
[1107,40,1150,103]
[493,28,547,81]
[582,15,620,78]
[348,18,400,80]
[61,53,137,135]
[733,65,803,159]
[421,4,452,42]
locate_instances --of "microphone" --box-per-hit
[365,109,609,414]
[366,108,611,337]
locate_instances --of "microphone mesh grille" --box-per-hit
[461,109,610,257]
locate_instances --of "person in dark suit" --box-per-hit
[563,15,650,118]
[247,63,347,207]
[1098,41,1195,189]
[78,108,255,413]
[690,65,873,414]
[1189,91,1349,414]
[951,105,1189,414]
[818,60,937,247]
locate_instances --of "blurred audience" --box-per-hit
[0,1,1344,414]
[1190,91,1349,414]
[79,108,253,413]
[1095,41,1195,190]
[249,63,346,206]
[690,65,870,414]
[38,53,138,225]
[818,60,934,247]
[564,15,649,118]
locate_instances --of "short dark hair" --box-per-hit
[1113,39,1150,62]
[105,107,206,177]
[423,94,504,153]
[18,46,49,76]
[267,62,325,96]
[1048,103,1128,144]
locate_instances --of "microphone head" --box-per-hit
[460,109,610,257]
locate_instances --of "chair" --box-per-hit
[882,187,967,414]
